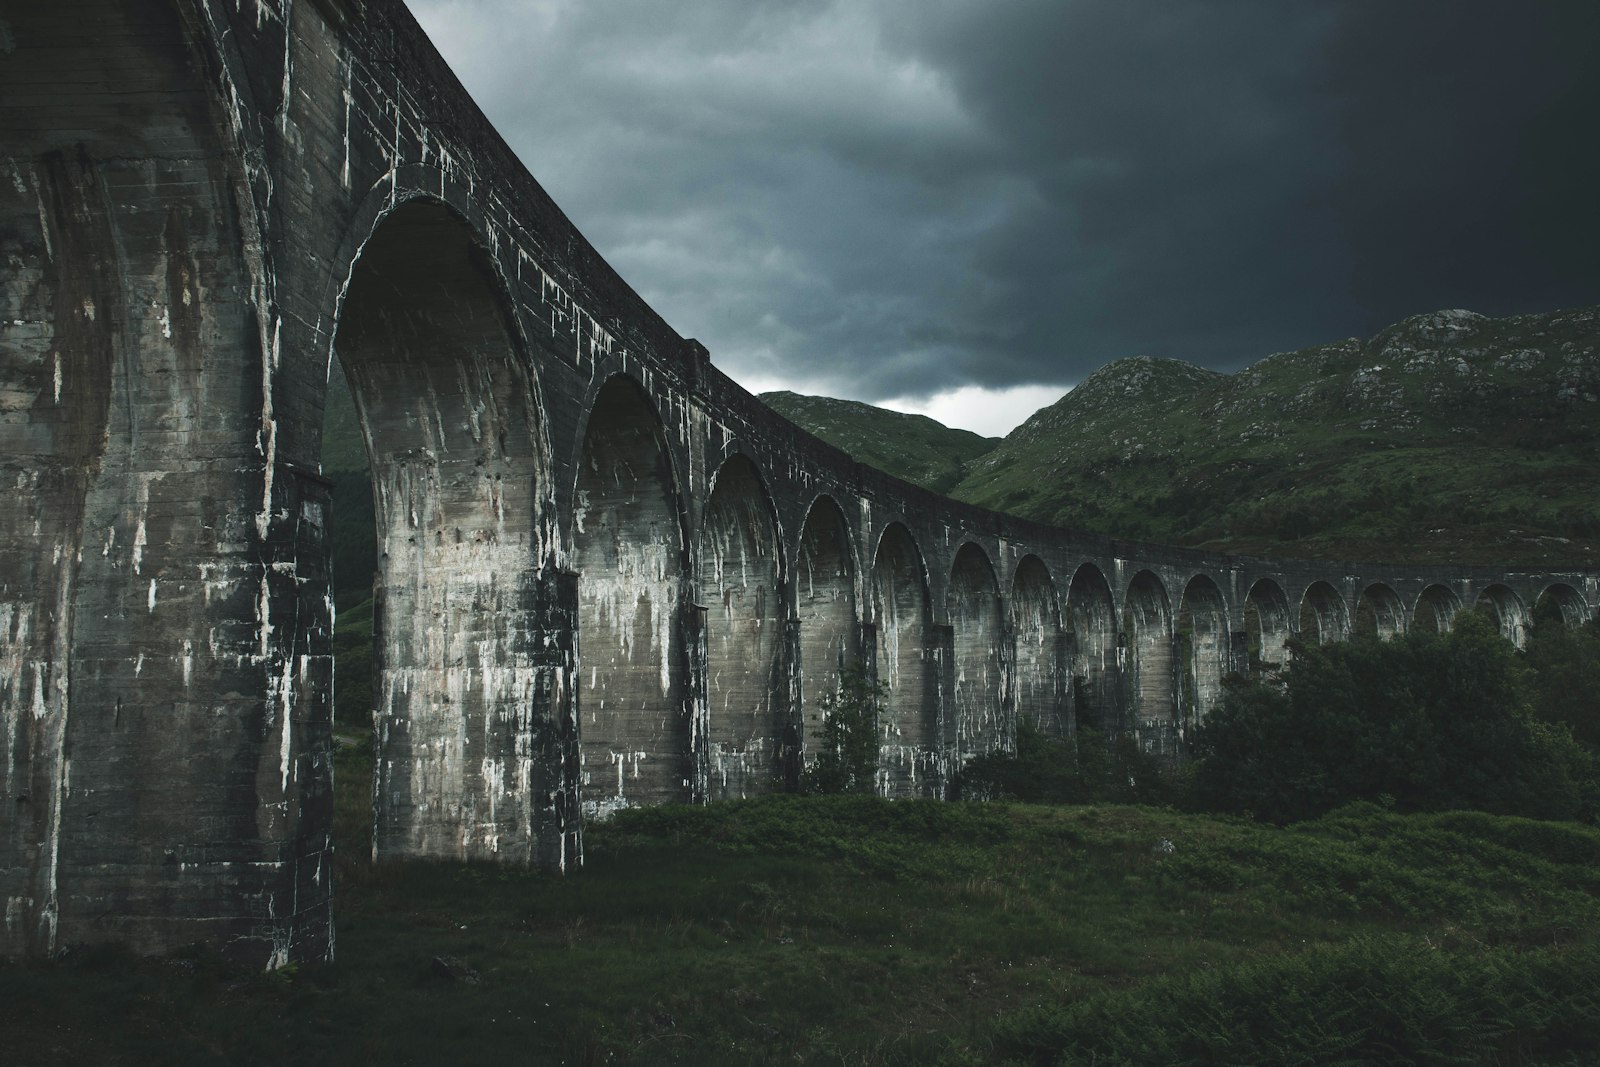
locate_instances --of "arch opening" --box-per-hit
[697,455,784,799]
[948,544,1005,763]
[1354,583,1407,640]
[1122,571,1176,757]
[1010,556,1065,737]
[1176,575,1229,734]
[572,377,689,816]
[1412,584,1462,634]
[1244,578,1292,672]
[872,524,934,795]
[333,199,552,862]
[1066,564,1121,733]
[1534,583,1588,630]
[1297,582,1350,644]
[1474,584,1529,648]
[795,497,859,764]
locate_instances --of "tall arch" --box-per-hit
[1412,584,1462,634]
[795,496,859,762]
[1123,571,1176,756]
[697,455,784,799]
[1011,556,1065,736]
[572,376,689,816]
[1067,563,1121,732]
[1475,584,1529,647]
[336,199,555,862]
[1298,582,1351,644]
[1354,583,1407,640]
[873,524,934,795]
[1244,578,1292,670]
[948,543,1005,762]
[1534,583,1589,629]
[1176,575,1229,733]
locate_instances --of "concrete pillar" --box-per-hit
[929,623,956,794]
[782,618,803,792]
[686,603,710,804]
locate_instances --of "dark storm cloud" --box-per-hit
[412,0,1600,404]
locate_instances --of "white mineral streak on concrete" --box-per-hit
[147,578,157,613]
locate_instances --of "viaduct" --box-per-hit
[2,0,1596,968]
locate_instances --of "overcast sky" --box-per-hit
[412,0,1600,435]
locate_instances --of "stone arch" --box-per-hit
[1534,583,1589,629]
[571,375,690,816]
[1475,584,1529,647]
[1010,556,1065,736]
[335,197,557,863]
[1244,578,1292,670]
[1176,574,1229,733]
[697,454,785,799]
[1123,570,1176,756]
[872,523,934,795]
[948,543,1006,762]
[1297,581,1351,644]
[795,495,860,763]
[1066,563,1121,733]
[1412,584,1462,634]
[1354,583,1407,640]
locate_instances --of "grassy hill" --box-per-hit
[945,305,1600,565]
[759,390,1000,495]
[6,783,1598,1063]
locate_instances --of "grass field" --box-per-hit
[5,738,1599,1065]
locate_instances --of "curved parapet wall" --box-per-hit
[1,0,1595,966]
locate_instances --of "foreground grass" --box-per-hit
[4,744,1598,1065]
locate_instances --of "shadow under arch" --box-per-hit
[1412,584,1462,634]
[333,197,559,864]
[698,453,786,799]
[1011,555,1065,737]
[1534,582,1589,629]
[1176,574,1230,734]
[571,374,691,817]
[1355,583,1407,640]
[1244,578,1292,671]
[794,494,861,767]
[872,523,936,795]
[1298,581,1350,644]
[1475,583,1530,647]
[1123,570,1176,757]
[1067,563,1121,733]
[948,542,1005,763]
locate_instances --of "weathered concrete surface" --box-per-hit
[2,0,1597,968]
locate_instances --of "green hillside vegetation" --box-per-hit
[760,390,999,495]
[7,793,1598,1063]
[951,306,1600,565]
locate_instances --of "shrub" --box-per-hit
[1190,612,1599,824]
[802,663,883,795]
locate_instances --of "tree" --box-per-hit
[1190,612,1598,823]
[803,663,884,795]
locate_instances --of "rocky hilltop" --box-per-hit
[952,305,1600,565]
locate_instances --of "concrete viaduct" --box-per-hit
[2,0,1596,967]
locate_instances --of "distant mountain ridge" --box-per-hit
[952,305,1600,565]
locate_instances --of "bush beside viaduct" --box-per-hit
[2,0,1595,967]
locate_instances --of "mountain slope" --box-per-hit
[760,390,999,495]
[951,306,1600,565]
